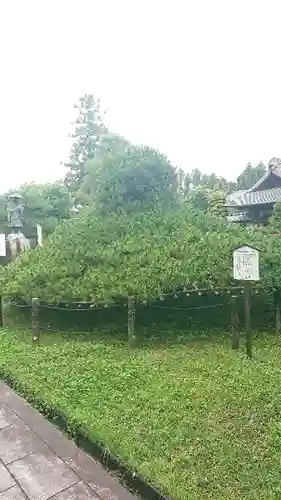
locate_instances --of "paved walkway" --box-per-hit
[0,381,135,500]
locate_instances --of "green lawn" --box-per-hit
[0,329,281,500]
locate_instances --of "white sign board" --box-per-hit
[0,234,6,257]
[233,245,260,281]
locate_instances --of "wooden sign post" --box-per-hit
[128,296,136,347]
[233,245,260,358]
[244,281,252,358]
[230,295,239,349]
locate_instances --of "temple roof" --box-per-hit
[249,160,281,192]
[227,158,281,207]
[227,186,281,207]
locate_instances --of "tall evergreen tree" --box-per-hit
[64,94,107,195]
[236,162,266,190]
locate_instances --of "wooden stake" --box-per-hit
[31,297,40,346]
[276,305,281,334]
[0,297,4,328]
[231,295,239,349]
[274,289,281,334]
[244,282,252,358]
[128,296,136,347]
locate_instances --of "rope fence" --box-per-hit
[5,302,30,309]
[5,302,122,311]
[147,303,225,311]
[0,286,279,348]
[2,283,270,312]
[39,303,122,312]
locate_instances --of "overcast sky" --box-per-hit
[0,0,280,192]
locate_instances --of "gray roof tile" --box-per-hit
[226,186,281,206]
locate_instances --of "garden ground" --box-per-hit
[0,328,280,500]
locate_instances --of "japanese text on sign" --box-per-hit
[233,245,260,281]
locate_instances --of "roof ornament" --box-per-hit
[268,157,281,171]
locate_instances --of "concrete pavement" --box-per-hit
[0,381,135,500]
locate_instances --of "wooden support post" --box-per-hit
[128,296,136,347]
[31,298,40,346]
[276,306,281,334]
[0,297,4,328]
[244,282,252,358]
[274,289,281,334]
[231,295,239,349]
